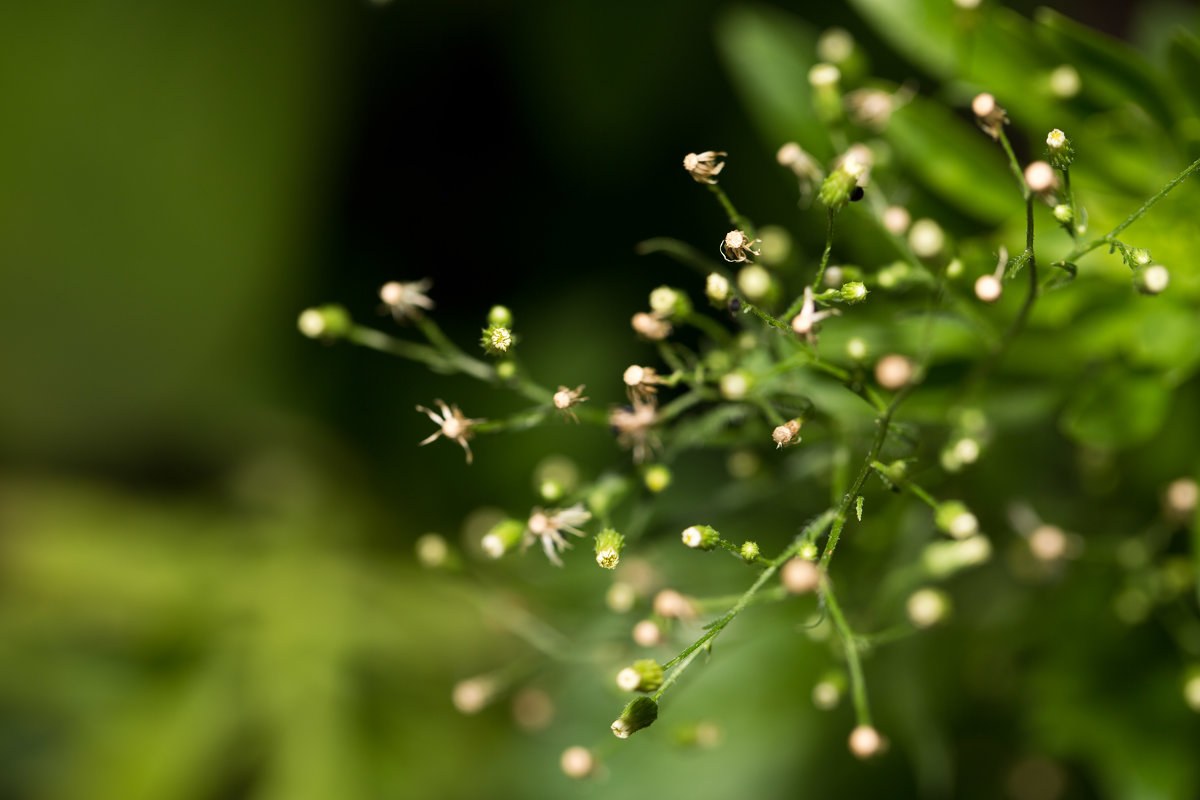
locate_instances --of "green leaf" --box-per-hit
[845,0,957,78]
[1060,366,1171,448]
[884,95,1015,225]
[1035,8,1177,133]
[1167,31,1200,118]
[714,4,830,159]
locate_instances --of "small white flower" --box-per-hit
[553,384,588,422]
[790,286,840,344]
[416,400,484,463]
[683,150,727,184]
[380,278,435,320]
[524,503,592,567]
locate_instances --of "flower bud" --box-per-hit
[1024,161,1057,194]
[1045,129,1074,170]
[415,533,449,569]
[848,725,883,759]
[496,361,516,380]
[297,304,352,340]
[936,501,979,539]
[705,272,730,305]
[782,557,821,593]
[616,659,664,692]
[643,464,672,493]
[875,354,914,390]
[1049,65,1081,98]
[974,274,1003,303]
[840,281,869,304]
[808,63,842,122]
[631,311,672,340]
[846,337,868,360]
[1053,204,1073,225]
[594,528,625,569]
[819,160,860,211]
[632,619,664,646]
[487,304,513,328]
[649,285,692,319]
[908,218,945,258]
[653,589,695,619]
[1135,265,1169,295]
[740,540,760,563]
[682,524,721,551]
[611,696,658,738]
[882,205,911,235]
[906,587,950,628]
[922,535,992,577]
[480,324,513,355]
[481,518,525,559]
[719,370,752,400]
[972,92,1008,139]
[560,746,595,779]
[737,265,772,301]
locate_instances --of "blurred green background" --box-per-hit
[2,1,1200,798]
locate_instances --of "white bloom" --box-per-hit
[524,503,592,566]
[380,278,434,320]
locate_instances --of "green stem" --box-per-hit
[813,208,836,290]
[822,577,871,726]
[708,183,755,238]
[997,129,1031,200]
[653,509,838,698]
[1061,167,1079,242]
[347,325,494,381]
[1064,156,1200,262]
[636,237,728,278]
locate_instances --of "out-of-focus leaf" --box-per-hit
[714,4,829,159]
[1167,31,1200,118]
[884,95,1014,225]
[1043,261,1077,291]
[1121,301,1200,379]
[1035,8,1177,134]
[1060,366,1170,448]
[845,0,957,78]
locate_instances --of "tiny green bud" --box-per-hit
[883,460,908,486]
[719,370,752,400]
[922,535,992,577]
[649,285,692,319]
[495,360,516,380]
[705,272,730,305]
[819,164,858,211]
[737,265,772,302]
[1132,248,1152,266]
[1053,204,1073,225]
[616,658,663,692]
[1045,128,1074,170]
[594,528,625,570]
[846,337,868,360]
[797,541,818,561]
[481,518,526,559]
[840,281,869,303]
[297,304,352,340]
[935,501,978,539]
[682,524,721,551]
[611,696,658,738]
[906,587,950,628]
[487,304,513,328]
[643,464,672,493]
[740,540,760,563]
[480,324,513,355]
[539,478,565,502]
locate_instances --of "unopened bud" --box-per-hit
[643,464,672,493]
[706,272,730,304]
[632,619,663,646]
[297,304,351,340]
[840,281,869,303]
[936,501,979,539]
[773,418,802,448]
[481,518,525,559]
[848,725,884,759]
[649,285,692,319]
[560,746,595,779]
[1136,265,1169,295]
[1053,204,1073,224]
[682,524,721,551]
[975,274,1003,303]
[1045,129,1074,169]
[487,305,513,328]
[616,659,663,693]
[595,528,625,570]
[875,354,914,390]
[611,696,658,738]
[782,557,821,593]
[740,540,760,563]
[972,92,1008,139]
[1024,160,1057,194]
[906,587,950,628]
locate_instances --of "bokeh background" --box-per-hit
[2,1,1200,798]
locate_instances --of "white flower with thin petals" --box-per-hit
[380,278,435,320]
[790,286,840,344]
[523,503,592,566]
[416,400,484,464]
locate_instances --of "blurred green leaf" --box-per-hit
[1061,365,1171,448]
[884,95,1014,225]
[714,4,829,159]
[1167,31,1200,117]
[1035,8,1177,135]
[845,0,958,78]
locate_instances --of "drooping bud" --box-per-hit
[848,725,884,759]
[975,274,1003,303]
[611,696,659,738]
[906,587,950,628]
[1024,161,1057,194]
[1135,265,1170,295]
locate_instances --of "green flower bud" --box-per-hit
[594,528,625,570]
[648,285,692,319]
[740,540,760,563]
[819,166,858,211]
[705,272,730,305]
[1053,204,1073,225]
[611,696,658,738]
[487,304,513,328]
[643,464,672,493]
[1135,264,1170,295]
[681,524,721,551]
[616,658,663,692]
[480,324,514,355]
[481,518,525,559]
[495,360,516,380]
[935,501,978,539]
[840,281,869,303]
[1045,128,1074,170]
[297,304,352,340]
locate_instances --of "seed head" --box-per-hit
[683,150,727,184]
[721,229,762,263]
[772,419,802,449]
